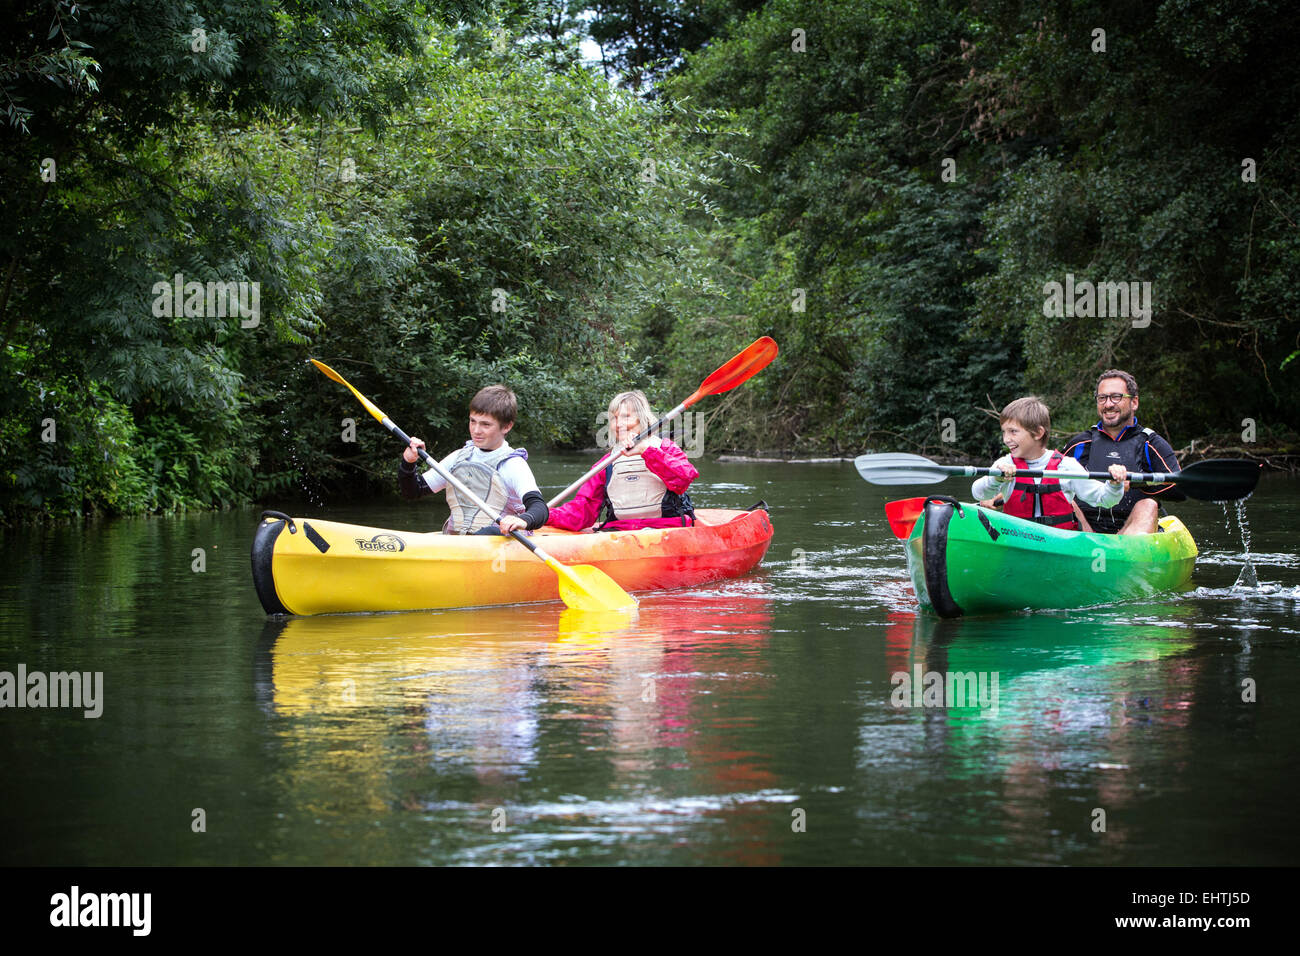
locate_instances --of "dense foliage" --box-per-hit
[660,0,1299,456]
[3,0,1296,521]
[1,1,732,519]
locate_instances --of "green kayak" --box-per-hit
[889,496,1198,617]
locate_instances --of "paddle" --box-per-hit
[547,336,779,508]
[309,359,637,612]
[855,453,1261,502]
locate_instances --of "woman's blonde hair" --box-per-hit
[607,390,655,445]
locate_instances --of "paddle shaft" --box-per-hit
[856,452,1259,501]
[309,358,637,609]
[389,419,554,562]
[546,337,778,509]
[546,400,690,508]
[944,464,1172,485]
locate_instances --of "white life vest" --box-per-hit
[442,442,527,533]
[604,454,673,520]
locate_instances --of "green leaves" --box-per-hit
[639,0,1298,451]
[1,7,736,519]
[967,1,1300,436]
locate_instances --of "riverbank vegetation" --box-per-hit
[3,1,1297,521]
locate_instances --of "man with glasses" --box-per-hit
[1062,369,1183,535]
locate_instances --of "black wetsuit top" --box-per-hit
[1061,419,1183,533]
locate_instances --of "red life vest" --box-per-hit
[1004,451,1080,530]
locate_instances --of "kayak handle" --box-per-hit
[922,495,964,516]
[260,510,298,533]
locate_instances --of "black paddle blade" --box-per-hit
[1175,459,1262,501]
[853,453,952,485]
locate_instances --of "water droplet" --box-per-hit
[1230,499,1259,590]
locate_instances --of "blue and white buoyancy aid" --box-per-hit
[441,441,528,534]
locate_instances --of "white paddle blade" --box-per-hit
[853,453,951,486]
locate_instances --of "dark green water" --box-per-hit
[3,457,1298,865]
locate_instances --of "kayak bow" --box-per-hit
[894,496,1197,617]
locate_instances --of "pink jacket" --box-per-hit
[547,440,699,532]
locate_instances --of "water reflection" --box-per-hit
[864,605,1204,862]
[254,591,779,861]
[3,465,1296,866]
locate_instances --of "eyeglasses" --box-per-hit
[1095,393,1133,405]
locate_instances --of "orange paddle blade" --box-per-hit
[885,497,927,539]
[685,337,778,406]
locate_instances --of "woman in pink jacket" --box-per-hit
[548,390,698,532]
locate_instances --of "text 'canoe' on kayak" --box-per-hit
[251,506,774,616]
[892,496,1197,618]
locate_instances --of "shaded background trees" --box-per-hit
[3,0,1296,520]
[1,1,729,518]
[656,0,1298,455]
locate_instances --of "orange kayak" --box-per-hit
[251,507,774,615]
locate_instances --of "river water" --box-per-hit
[2,457,1297,865]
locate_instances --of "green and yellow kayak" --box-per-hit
[889,496,1198,617]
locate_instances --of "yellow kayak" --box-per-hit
[251,507,774,615]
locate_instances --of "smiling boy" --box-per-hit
[398,385,549,535]
[972,397,1126,531]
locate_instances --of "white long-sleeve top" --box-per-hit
[971,449,1124,516]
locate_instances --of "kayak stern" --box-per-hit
[901,497,1197,617]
